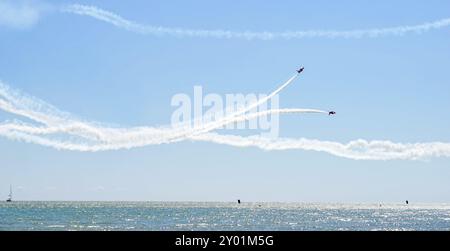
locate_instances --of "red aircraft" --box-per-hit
[297,67,305,74]
[328,111,336,115]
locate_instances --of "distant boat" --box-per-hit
[6,185,12,202]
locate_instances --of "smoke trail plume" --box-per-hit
[1,74,318,144]
[1,78,328,150]
[2,79,450,160]
[62,4,450,40]
[191,133,450,160]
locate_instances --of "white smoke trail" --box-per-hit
[0,81,111,141]
[2,127,450,160]
[0,108,325,143]
[0,108,326,135]
[2,79,450,160]
[190,133,450,160]
[62,4,450,40]
[230,74,298,117]
[1,76,315,143]
[193,108,326,136]
[1,78,329,149]
[191,73,299,136]
[1,69,302,144]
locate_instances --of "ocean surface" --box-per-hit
[1,201,449,231]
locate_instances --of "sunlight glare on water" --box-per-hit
[1,201,450,231]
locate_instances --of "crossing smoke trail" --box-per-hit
[2,79,450,160]
[0,78,327,148]
[193,73,299,135]
[0,74,313,143]
[62,4,450,40]
[2,123,450,160]
[0,108,326,143]
[0,108,327,151]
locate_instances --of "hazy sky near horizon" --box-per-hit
[1,0,450,202]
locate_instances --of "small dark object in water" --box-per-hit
[406,200,409,205]
[237,199,241,204]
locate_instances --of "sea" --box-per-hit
[1,201,449,231]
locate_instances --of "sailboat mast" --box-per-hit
[6,185,12,202]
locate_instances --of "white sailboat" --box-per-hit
[6,185,12,202]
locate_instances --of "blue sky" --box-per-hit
[1,0,450,202]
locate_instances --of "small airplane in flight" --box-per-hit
[297,67,305,74]
[328,111,336,115]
